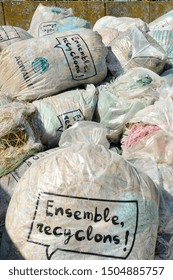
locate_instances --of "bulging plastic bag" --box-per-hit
[5,121,159,260]
[28,3,74,37]
[0,25,33,51]
[127,157,173,260]
[95,67,162,142]
[0,28,107,101]
[0,96,42,177]
[0,147,59,225]
[121,98,173,165]
[107,26,167,77]
[93,16,149,34]
[32,84,98,148]
[93,16,149,48]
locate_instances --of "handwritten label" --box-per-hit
[28,192,138,260]
[0,26,20,42]
[38,22,58,37]
[54,34,97,80]
[57,109,84,132]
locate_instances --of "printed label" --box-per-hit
[57,109,85,132]
[15,56,33,87]
[54,34,97,80]
[0,26,20,42]
[38,22,59,37]
[32,57,49,74]
[28,192,138,260]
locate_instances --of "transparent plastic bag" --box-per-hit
[107,26,167,77]
[122,98,173,165]
[126,157,173,260]
[32,84,98,148]
[6,121,159,260]
[95,67,162,142]
[93,16,149,34]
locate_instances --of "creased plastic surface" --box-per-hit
[28,3,74,37]
[0,28,107,101]
[122,98,173,165]
[95,67,163,142]
[107,26,167,77]
[32,84,98,148]
[5,122,159,260]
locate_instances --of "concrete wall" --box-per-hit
[0,1,173,29]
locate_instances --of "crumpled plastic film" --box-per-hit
[5,121,159,260]
[122,98,173,165]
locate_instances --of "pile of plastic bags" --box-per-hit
[0,4,173,261]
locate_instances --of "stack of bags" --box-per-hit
[0,4,173,261]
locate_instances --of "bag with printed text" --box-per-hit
[32,84,98,148]
[28,3,74,37]
[0,28,107,101]
[0,25,32,51]
[6,121,159,260]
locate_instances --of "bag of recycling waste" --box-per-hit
[93,16,149,47]
[0,28,107,102]
[156,188,173,260]
[0,147,59,229]
[107,26,167,78]
[149,29,173,66]
[125,157,173,260]
[37,17,91,37]
[149,10,173,31]
[93,16,149,34]
[31,84,98,148]
[28,3,74,37]
[121,98,173,165]
[5,121,159,260]
[0,95,42,177]
[95,67,163,142]
[0,25,32,52]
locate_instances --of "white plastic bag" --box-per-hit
[28,4,74,37]
[122,98,173,165]
[0,25,32,51]
[6,121,159,260]
[127,158,173,260]
[107,26,167,77]
[93,16,149,34]
[32,84,98,147]
[37,17,91,37]
[95,67,162,142]
[0,28,107,101]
